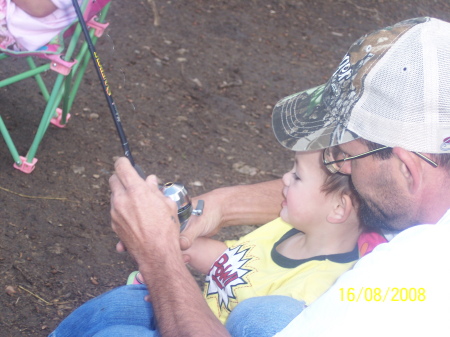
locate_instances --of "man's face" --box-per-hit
[338,140,416,231]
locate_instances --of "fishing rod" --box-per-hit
[72,0,204,226]
[71,0,143,176]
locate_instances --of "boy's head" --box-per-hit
[280,149,361,231]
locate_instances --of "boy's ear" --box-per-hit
[327,194,353,224]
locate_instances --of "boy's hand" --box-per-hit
[180,191,225,250]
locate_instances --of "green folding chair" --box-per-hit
[0,0,111,173]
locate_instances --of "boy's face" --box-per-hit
[280,151,333,230]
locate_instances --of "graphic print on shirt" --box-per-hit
[205,245,251,310]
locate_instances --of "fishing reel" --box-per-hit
[160,182,204,231]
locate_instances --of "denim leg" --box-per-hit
[93,325,159,337]
[49,285,160,337]
[225,296,306,337]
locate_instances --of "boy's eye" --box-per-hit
[292,173,300,180]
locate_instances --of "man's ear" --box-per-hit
[327,194,353,224]
[392,147,423,194]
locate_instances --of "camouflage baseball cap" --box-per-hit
[272,17,450,153]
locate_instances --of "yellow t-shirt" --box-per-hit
[203,217,358,324]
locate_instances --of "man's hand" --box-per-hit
[109,158,180,266]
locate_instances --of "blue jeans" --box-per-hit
[49,285,305,337]
[226,296,306,337]
[49,285,160,337]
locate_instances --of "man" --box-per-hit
[201,16,450,336]
[51,17,450,336]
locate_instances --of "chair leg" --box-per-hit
[0,115,22,165]
[13,156,38,174]
[1,115,38,173]
[50,108,72,128]
[24,74,66,167]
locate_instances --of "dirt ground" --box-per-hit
[1,1,449,336]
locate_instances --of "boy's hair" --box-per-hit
[320,168,360,208]
[319,161,362,226]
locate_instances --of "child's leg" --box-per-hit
[225,295,306,337]
[49,285,160,337]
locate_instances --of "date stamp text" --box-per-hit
[339,287,426,302]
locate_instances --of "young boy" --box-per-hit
[129,149,387,325]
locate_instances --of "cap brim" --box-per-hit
[272,83,358,151]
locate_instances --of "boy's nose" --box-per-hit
[282,172,290,186]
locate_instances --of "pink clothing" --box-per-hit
[357,231,388,257]
[2,0,81,51]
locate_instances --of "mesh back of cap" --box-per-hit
[349,18,450,153]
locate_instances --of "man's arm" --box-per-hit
[181,179,284,250]
[139,238,228,336]
[110,158,229,337]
